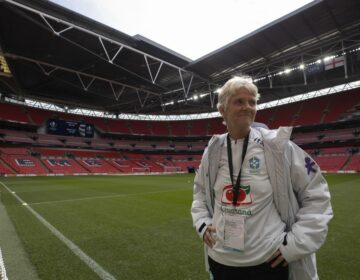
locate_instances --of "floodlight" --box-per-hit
[323,56,335,62]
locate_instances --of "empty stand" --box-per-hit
[344,154,360,171]
[71,150,99,158]
[133,159,163,172]
[1,155,48,174]
[321,128,357,142]
[169,121,190,136]
[34,148,66,157]
[90,139,112,149]
[36,134,64,146]
[76,158,120,173]
[65,137,89,148]
[27,107,53,125]
[0,159,15,174]
[88,118,107,133]
[292,128,357,146]
[0,130,34,144]
[320,147,348,154]
[255,108,275,128]
[107,159,137,173]
[0,90,359,176]
[292,132,320,145]
[113,140,132,149]
[323,90,360,123]
[190,119,209,136]
[42,158,87,174]
[293,98,328,126]
[208,118,226,135]
[130,120,152,135]
[314,154,349,172]
[0,103,29,123]
[268,103,300,128]
[0,147,29,155]
[107,119,130,134]
[151,121,170,136]
[169,154,200,171]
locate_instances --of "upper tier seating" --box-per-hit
[169,121,190,136]
[208,118,226,135]
[256,88,360,128]
[27,107,53,125]
[1,87,359,136]
[107,119,130,134]
[151,121,169,136]
[189,119,209,136]
[0,103,29,123]
[268,102,300,128]
[323,90,360,122]
[293,98,328,126]
[129,120,152,135]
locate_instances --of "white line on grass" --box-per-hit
[0,248,8,280]
[0,181,117,280]
[29,187,190,205]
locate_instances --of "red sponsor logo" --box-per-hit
[221,185,253,206]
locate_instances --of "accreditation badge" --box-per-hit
[223,212,245,251]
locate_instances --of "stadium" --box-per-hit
[0,0,359,279]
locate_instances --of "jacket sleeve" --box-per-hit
[191,150,213,239]
[279,142,333,262]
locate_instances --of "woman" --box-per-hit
[191,76,333,280]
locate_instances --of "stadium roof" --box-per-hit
[0,0,359,116]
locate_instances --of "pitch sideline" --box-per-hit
[0,181,117,280]
[0,248,8,280]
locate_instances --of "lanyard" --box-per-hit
[227,132,250,206]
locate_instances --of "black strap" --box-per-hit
[227,132,250,206]
[198,223,206,233]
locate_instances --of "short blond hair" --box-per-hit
[217,76,260,112]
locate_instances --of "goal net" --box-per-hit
[131,167,151,174]
[164,166,182,173]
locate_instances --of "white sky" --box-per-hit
[51,0,313,60]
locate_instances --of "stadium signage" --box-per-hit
[47,119,94,138]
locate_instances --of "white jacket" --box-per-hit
[191,127,333,280]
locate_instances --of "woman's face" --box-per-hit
[220,88,257,131]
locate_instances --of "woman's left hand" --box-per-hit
[267,249,288,268]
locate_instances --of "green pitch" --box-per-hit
[0,173,359,279]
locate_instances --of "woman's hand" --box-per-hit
[267,249,288,268]
[203,225,216,248]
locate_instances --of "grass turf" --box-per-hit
[0,173,359,279]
